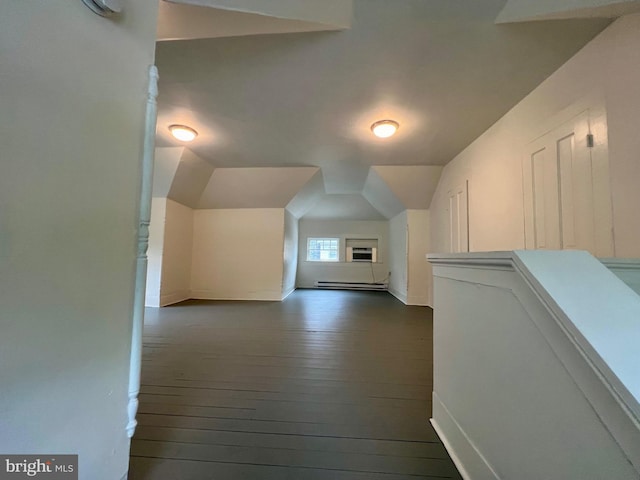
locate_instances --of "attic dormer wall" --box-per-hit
[145,197,194,307]
[283,210,299,299]
[388,211,409,303]
[388,210,433,307]
[191,208,287,301]
[146,203,291,304]
[296,219,390,288]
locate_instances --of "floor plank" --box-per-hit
[129,290,461,479]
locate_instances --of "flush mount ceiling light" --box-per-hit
[371,119,399,138]
[169,124,198,142]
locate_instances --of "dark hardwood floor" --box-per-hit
[129,289,461,479]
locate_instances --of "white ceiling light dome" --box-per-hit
[371,120,399,138]
[169,124,198,142]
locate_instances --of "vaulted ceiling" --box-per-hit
[153,0,630,219]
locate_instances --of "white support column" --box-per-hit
[127,65,159,438]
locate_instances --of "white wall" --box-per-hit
[0,2,158,479]
[160,199,194,306]
[388,210,433,306]
[388,212,408,303]
[431,14,640,257]
[146,198,168,307]
[606,15,640,257]
[282,210,299,299]
[296,219,389,287]
[191,209,285,300]
[407,210,432,306]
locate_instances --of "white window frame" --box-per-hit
[306,237,340,262]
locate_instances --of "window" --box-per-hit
[307,238,339,262]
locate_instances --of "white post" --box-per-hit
[127,65,159,438]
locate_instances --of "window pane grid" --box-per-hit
[307,237,339,262]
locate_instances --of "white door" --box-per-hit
[448,181,469,253]
[523,137,561,250]
[523,110,613,256]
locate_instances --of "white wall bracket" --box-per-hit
[82,0,123,17]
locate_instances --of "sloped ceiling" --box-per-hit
[158,0,352,41]
[168,0,353,28]
[497,0,640,22]
[153,147,183,198]
[168,148,215,207]
[198,167,319,208]
[153,147,214,208]
[154,0,619,220]
[362,169,405,219]
[286,169,326,218]
[303,194,386,221]
[156,0,610,192]
[372,166,443,210]
[152,149,443,219]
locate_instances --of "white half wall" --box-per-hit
[429,251,640,479]
[282,210,299,299]
[430,14,640,258]
[407,210,432,306]
[297,219,389,288]
[601,258,640,295]
[160,199,194,306]
[0,1,159,478]
[191,209,285,301]
[388,211,408,303]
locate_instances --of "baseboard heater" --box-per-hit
[314,281,388,291]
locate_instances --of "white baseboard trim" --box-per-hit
[144,294,160,307]
[389,287,408,304]
[281,287,296,300]
[431,392,500,480]
[160,290,191,307]
[430,418,472,480]
[191,290,282,302]
[407,295,432,307]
